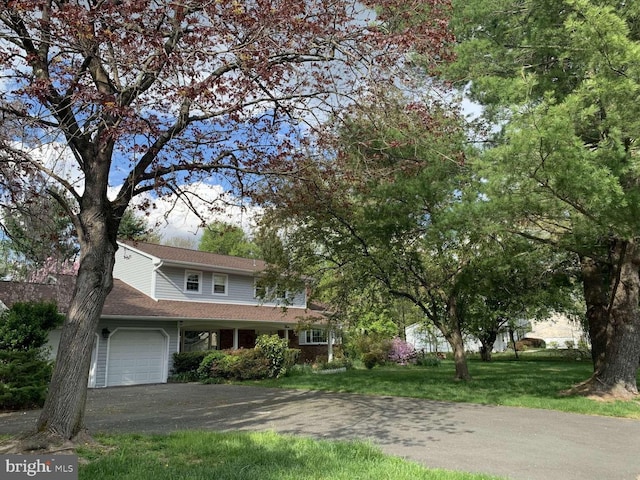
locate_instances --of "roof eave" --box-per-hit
[158,260,262,275]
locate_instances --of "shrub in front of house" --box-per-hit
[414,350,441,367]
[515,338,546,351]
[351,334,392,369]
[197,351,228,381]
[0,349,53,410]
[362,352,383,369]
[172,351,209,378]
[225,349,271,380]
[197,340,301,382]
[0,301,64,352]
[0,301,62,410]
[284,348,301,371]
[198,349,270,381]
[255,334,294,378]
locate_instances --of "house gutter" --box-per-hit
[158,260,262,275]
[151,260,163,299]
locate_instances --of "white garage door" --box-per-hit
[106,329,167,386]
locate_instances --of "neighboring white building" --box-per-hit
[524,313,586,349]
[405,323,511,354]
[407,312,587,354]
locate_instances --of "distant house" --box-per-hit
[406,313,586,354]
[405,323,505,354]
[524,313,586,349]
[0,240,328,388]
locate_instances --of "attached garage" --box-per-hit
[105,328,169,387]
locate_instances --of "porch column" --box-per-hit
[233,328,239,350]
[327,329,334,362]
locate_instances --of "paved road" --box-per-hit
[1,384,638,480]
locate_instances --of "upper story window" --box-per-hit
[275,285,287,300]
[254,278,268,299]
[212,273,228,295]
[254,278,288,302]
[184,270,202,293]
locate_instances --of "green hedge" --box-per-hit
[197,336,301,382]
[0,301,64,351]
[0,350,53,410]
[172,351,209,374]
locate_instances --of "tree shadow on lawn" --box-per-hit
[271,362,593,403]
[264,362,640,416]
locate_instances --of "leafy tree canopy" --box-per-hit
[198,221,258,258]
[1,186,77,279]
[448,0,640,395]
[259,90,477,379]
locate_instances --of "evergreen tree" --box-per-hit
[449,0,640,396]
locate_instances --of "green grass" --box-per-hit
[77,431,502,480]
[251,353,640,419]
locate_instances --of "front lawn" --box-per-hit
[77,431,503,480]
[251,354,640,419]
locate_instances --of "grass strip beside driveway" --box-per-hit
[78,431,503,480]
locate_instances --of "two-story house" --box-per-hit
[0,240,328,388]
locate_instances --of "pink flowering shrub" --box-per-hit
[388,337,416,365]
[27,257,78,283]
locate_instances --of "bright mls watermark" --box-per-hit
[1,455,77,479]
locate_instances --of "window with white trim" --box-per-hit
[275,285,287,301]
[254,278,289,301]
[299,329,327,345]
[254,278,268,299]
[184,270,202,293]
[212,273,228,295]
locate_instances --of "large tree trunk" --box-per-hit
[580,255,610,371]
[444,328,471,381]
[35,194,119,442]
[593,240,640,395]
[478,329,498,362]
[572,240,640,398]
[443,295,471,381]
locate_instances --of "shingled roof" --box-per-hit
[0,277,324,324]
[118,240,267,273]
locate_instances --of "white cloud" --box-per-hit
[10,140,85,195]
[124,181,262,243]
[10,141,260,243]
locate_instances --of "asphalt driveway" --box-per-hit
[1,384,638,480]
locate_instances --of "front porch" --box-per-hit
[179,320,336,363]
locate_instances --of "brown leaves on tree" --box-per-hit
[0,0,454,214]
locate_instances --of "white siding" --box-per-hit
[154,266,306,307]
[112,246,154,296]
